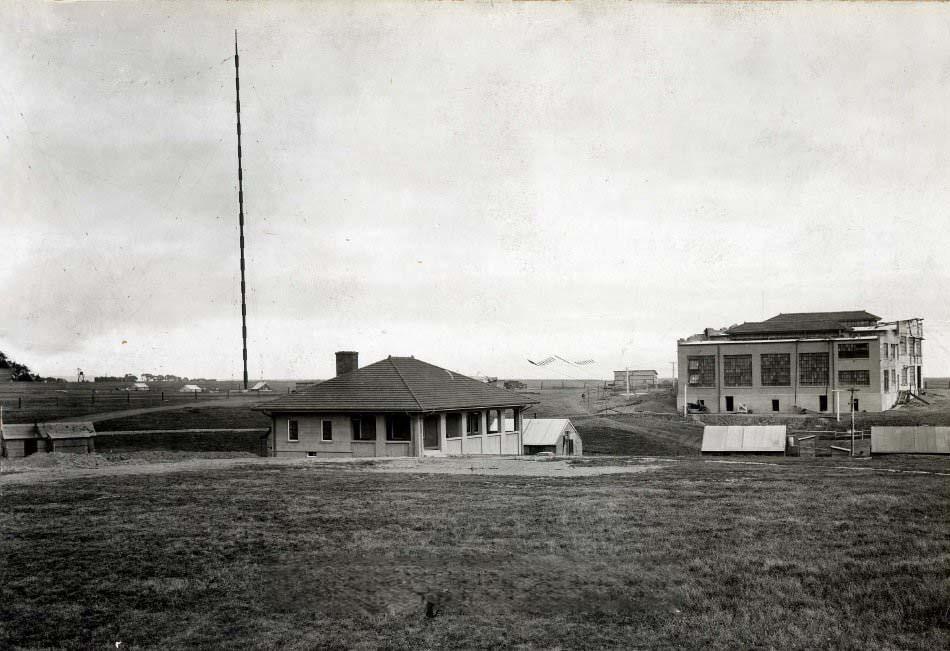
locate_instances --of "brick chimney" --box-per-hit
[335,351,358,376]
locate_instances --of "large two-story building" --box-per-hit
[677,311,923,414]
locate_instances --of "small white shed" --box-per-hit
[179,384,203,393]
[701,425,787,453]
[250,381,273,392]
[522,418,582,456]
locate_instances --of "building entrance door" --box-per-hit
[423,415,440,449]
[819,395,828,412]
[725,396,734,412]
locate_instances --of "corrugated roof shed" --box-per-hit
[37,422,96,439]
[702,426,786,452]
[256,356,536,413]
[522,419,574,446]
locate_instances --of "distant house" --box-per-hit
[131,382,150,391]
[522,418,582,456]
[255,351,537,458]
[179,384,203,393]
[613,369,659,389]
[250,381,273,392]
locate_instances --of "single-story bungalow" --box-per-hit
[250,381,273,392]
[255,351,537,458]
[131,381,150,391]
[179,384,203,393]
[522,418,582,456]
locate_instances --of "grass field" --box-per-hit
[1,458,947,649]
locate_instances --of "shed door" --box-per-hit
[423,415,440,449]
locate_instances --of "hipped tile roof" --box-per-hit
[255,356,536,414]
[727,310,880,335]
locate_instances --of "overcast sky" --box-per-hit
[3,1,950,381]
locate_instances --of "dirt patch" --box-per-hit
[360,456,670,476]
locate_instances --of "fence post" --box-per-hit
[92,389,95,404]
[194,390,198,401]
[18,396,21,409]
[161,391,165,402]
[127,391,130,405]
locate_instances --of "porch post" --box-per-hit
[480,410,488,440]
[375,415,386,457]
[438,412,447,452]
[514,407,523,456]
[412,414,424,457]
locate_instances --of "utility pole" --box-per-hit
[625,366,630,397]
[234,30,249,390]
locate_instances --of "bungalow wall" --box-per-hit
[270,408,522,458]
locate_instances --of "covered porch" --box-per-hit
[418,407,523,457]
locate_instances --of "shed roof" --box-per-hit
[37,422,96,439]
[1,423,41,440]
[256,356,536,414]
[727,311,880,336]
[522,418,576,446]
[701,426,786,452]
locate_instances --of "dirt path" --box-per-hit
[53,396,265,423]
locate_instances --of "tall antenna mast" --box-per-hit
[234,30,249,390]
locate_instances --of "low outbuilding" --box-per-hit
[180,384,203,393]
[701,425,786,454]
[36,422,96,454]
[250,381,273,392]
[521,418,582,456]
[131,381,150,391]
[1,423,46,458]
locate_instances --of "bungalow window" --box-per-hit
[466,412,481,436]
[488,409,502,433]
[502,408,515,432]
[385,414,412,442]
[446,413,463,439]
[351,415,376,441]
[287,419,299,442]
[321,420,333,441]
